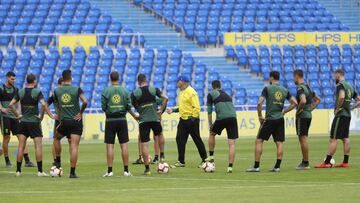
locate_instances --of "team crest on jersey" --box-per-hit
[274,91,283,101]
[112,94,121,104]
[61,93,71,104]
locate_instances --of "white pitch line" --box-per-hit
[0,184,356,195]
[2,170,359,186]
[130,176,360,185]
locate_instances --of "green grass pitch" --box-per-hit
[1,135,360,203]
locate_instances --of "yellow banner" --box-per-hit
[31,110,330,141]
[224,32,360,46]
[58,35,97,54]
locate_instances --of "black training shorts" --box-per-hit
[57,120,83,138]
[0,116,20,136]
[211,117,239,139]
[19,122,43,138]
[257,118,285,142]
[104,120,129,144]
[330,116,351,139]
[296,118,312,136]
[139,121,162,143]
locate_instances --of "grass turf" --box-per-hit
[1,135,360,203]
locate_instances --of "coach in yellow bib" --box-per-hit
[167,75,207,168]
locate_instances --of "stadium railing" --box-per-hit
[0,33,194,50]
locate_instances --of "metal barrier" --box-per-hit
[0,32,196,50]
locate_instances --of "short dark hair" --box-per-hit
[110,71,119,82]
[26,74,36,84]
[293,69,304,78]
[58,77,63,85]
[137,74,147,83]
[6,71,15,78]
[270,71,280,80]
[62,69,72,81]
[212,80,221,89]
[334,69,345,76]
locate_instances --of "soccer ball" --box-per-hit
[324,158,336,167]
[157,162,170,174]
[50,166,63,177]
[202,161,215,173]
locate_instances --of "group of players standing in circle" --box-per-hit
[0,68,359,178]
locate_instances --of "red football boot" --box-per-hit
[314,162,332,168]
[335,163,350,168]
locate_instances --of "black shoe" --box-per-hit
[6,161,12,168]
[25,161,35,167]
[69,173,79,179]
[132,158,143,165]
[151,158,158,165]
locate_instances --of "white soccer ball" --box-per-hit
[202,161,215,173]
[50,166,63,177]
[157,162,170,174]
[324,158,336,167]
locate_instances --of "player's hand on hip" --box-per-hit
[258,117,265,124]
[36,114,44,121]
[0,108,9,114]
[74,113,83,121]
[166,108,173,114]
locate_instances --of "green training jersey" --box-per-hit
[131,86,162,123]
[335,80,358,118]
[0,84,18,118]
[14,88,43,123]
[261,84,291,120]
[54,84,83,121]
[207,89,236,120]
[101,85,132,121]
[296,83,315,119]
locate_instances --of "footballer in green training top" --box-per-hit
[133,97,167,165]
[293,69,321,170]
[101,71,138,177]
[0,71,34,167]
[316,69,360,169]
[8,74,54,177]
[247,71,297,173]
[207,80,238,173]
[131,74,168,175]
[53,70,88,178]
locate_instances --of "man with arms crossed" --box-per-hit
[207,80,238,173]
[316,69,360,168]
[247,71,297,172]
[8,74,54,176]
[53,70,88,178]
[293,69,321,170]
[102,71,138,177]
[131,74,168,175]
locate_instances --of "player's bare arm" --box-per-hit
[311,94,321,111]
[74,93,88,121]
[8,98,20,119]
[39,99,55,120]
[166,106,178,114]
[283,97,298,115]
[296,94,306,116]
[257,96,265,123]
[335,89,345,114]
[0,102,9,114]
[158,93,168,115]
[351,96,360,110]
